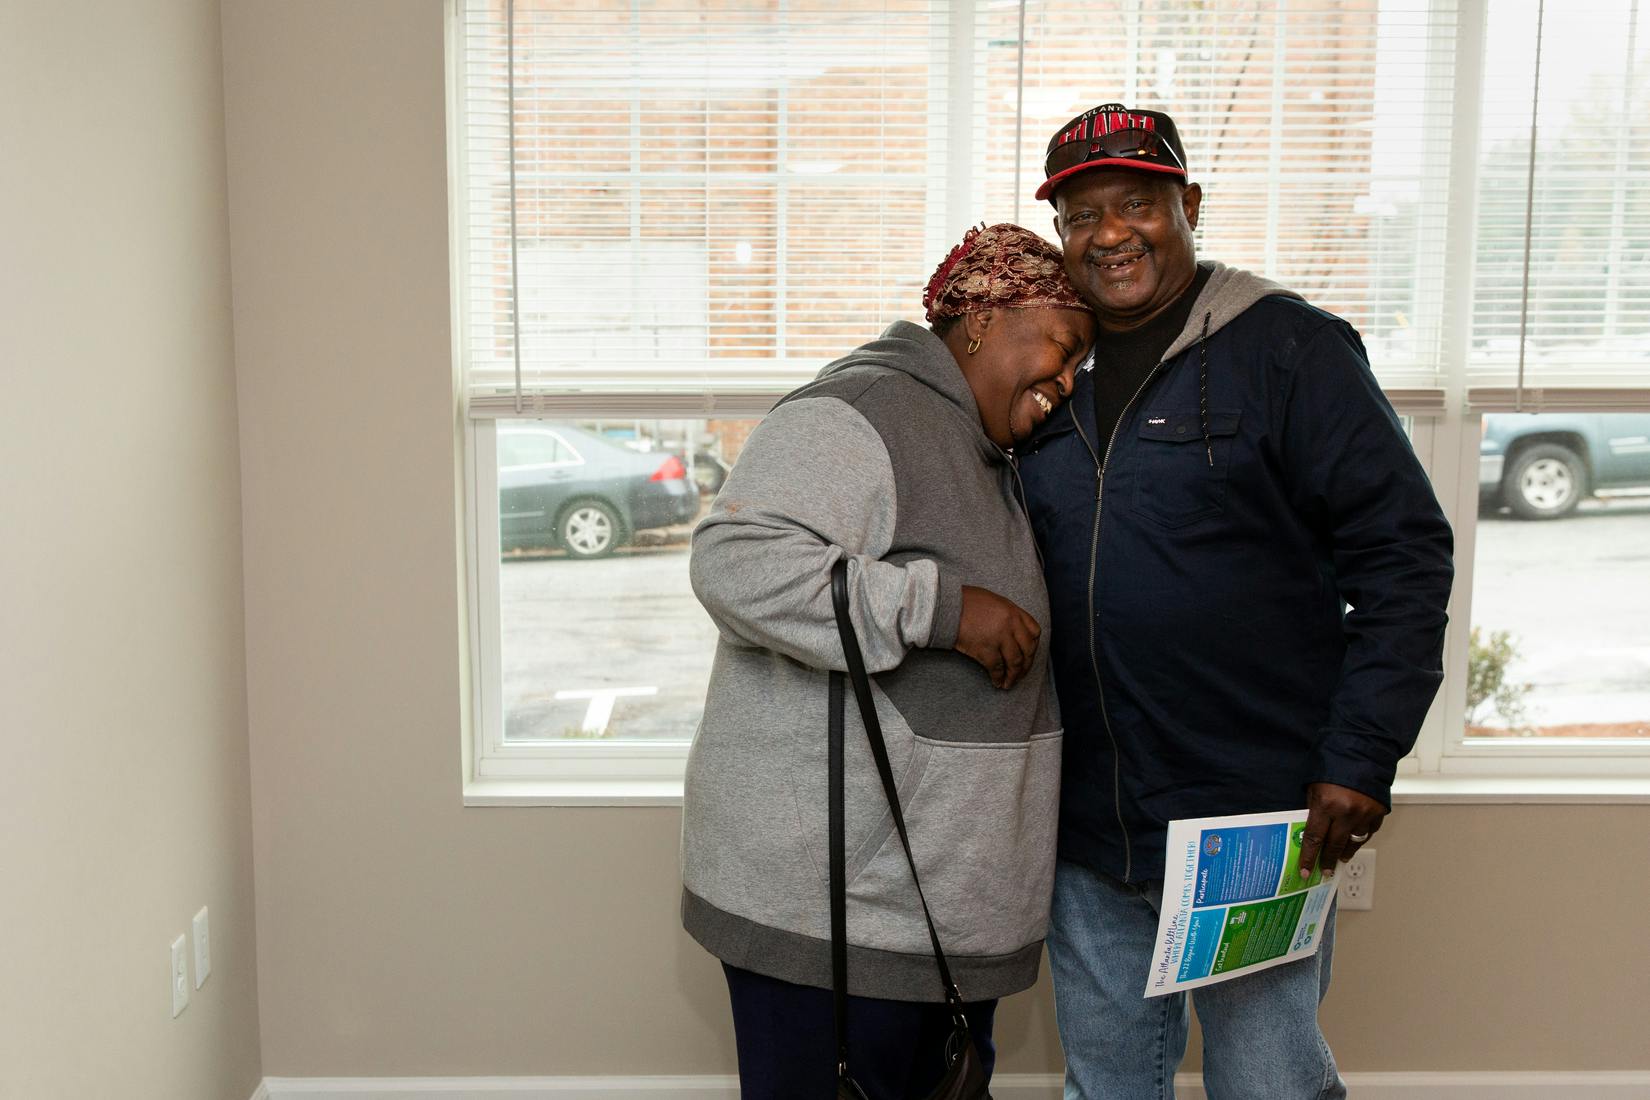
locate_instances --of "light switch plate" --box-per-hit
[192,907,210,989]
[170,935,190,1017]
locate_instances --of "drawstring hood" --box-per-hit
[1157,261,1302,364]
[1163,262,1300,468]
[803,320,1004,468]
[1019,261,1301,460]
[1198,311,1213,466]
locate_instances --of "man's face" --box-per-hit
[1053,169,1202,333]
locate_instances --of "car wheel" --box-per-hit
[1503,443,1587,520]
[557,499,622,559]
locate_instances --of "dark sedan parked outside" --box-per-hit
[499,422,699,558]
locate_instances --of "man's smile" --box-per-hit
[1090,248,1150,277]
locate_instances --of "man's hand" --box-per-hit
[1296,782,1387,880]
[954,585,1041,690]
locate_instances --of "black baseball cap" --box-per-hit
[1035,103,1188,202]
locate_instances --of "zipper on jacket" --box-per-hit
[1068,365,1164,883]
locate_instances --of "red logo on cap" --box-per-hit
[1102,111,1154,135]
[1056,109,1157,150]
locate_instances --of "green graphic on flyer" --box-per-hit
[1209,893,1308,975]
[1275,822,1326,896]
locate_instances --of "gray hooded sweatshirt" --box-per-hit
[681,320,1062,1002]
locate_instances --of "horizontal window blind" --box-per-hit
[456,0,1649,411]
[456,0,951,410]
[1467,0,1650,405]
[977,0,1461,393]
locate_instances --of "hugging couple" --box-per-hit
[680,102,1454,1100]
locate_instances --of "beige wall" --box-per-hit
[0,3,262,1098]
[221,0,1650,1080]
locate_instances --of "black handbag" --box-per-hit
[829,559,991,1100]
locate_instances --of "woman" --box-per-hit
[681,224,1094,1099]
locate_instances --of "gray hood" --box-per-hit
[808,320,1001,464]
[1160,261,1303,362]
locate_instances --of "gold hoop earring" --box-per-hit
[966,336,982,355]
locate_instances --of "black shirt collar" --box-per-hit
[1100,263,1212,365]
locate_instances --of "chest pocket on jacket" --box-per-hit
[1132,409,1242,529]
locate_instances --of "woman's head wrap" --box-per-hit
[922,223,1089,324]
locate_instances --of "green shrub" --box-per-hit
[1467,627,1532,733]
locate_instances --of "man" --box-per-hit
[1016,104,1454,1099]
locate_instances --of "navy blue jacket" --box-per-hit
[1017,264,1454,883]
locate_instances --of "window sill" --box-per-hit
[1391,775,1650,804]
[464,779,685,807]
[464,775,1650,808]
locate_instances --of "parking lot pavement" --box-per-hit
[497,496,1650,742]
[501,543,711,740]
[1470,496,1650,734]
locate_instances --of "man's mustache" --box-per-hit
[1085,245,1151,263]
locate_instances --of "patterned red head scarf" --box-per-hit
[922,223,1089,323]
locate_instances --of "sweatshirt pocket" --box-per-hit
[1133,409,1241,529]
[845,732,1062,961]
[792,689,932,893]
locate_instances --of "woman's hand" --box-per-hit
[955,585,1041,689]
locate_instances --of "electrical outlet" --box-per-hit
[170,935,190,1018]
[192,907,211,989]
[1336,848,1376,911]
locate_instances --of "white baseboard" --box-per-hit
[261,1080,741,1099]
[1319,1074,1650,1099]
[259,1070,1650,1099]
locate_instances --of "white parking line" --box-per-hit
[554,686,660,736]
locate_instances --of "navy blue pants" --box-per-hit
[722,963,999,1100]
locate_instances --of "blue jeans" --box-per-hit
[1047,859,1345,1100]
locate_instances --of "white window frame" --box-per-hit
[452,0,1650,806]
[468,412,767,804]
[1378,399,1650,806]
[1394,0,1650,794]
[452,0,977,803]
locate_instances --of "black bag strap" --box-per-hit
[829,559,967,1083]
[829,663,851,1078]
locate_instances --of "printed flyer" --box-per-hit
[1144,809,1337,998]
